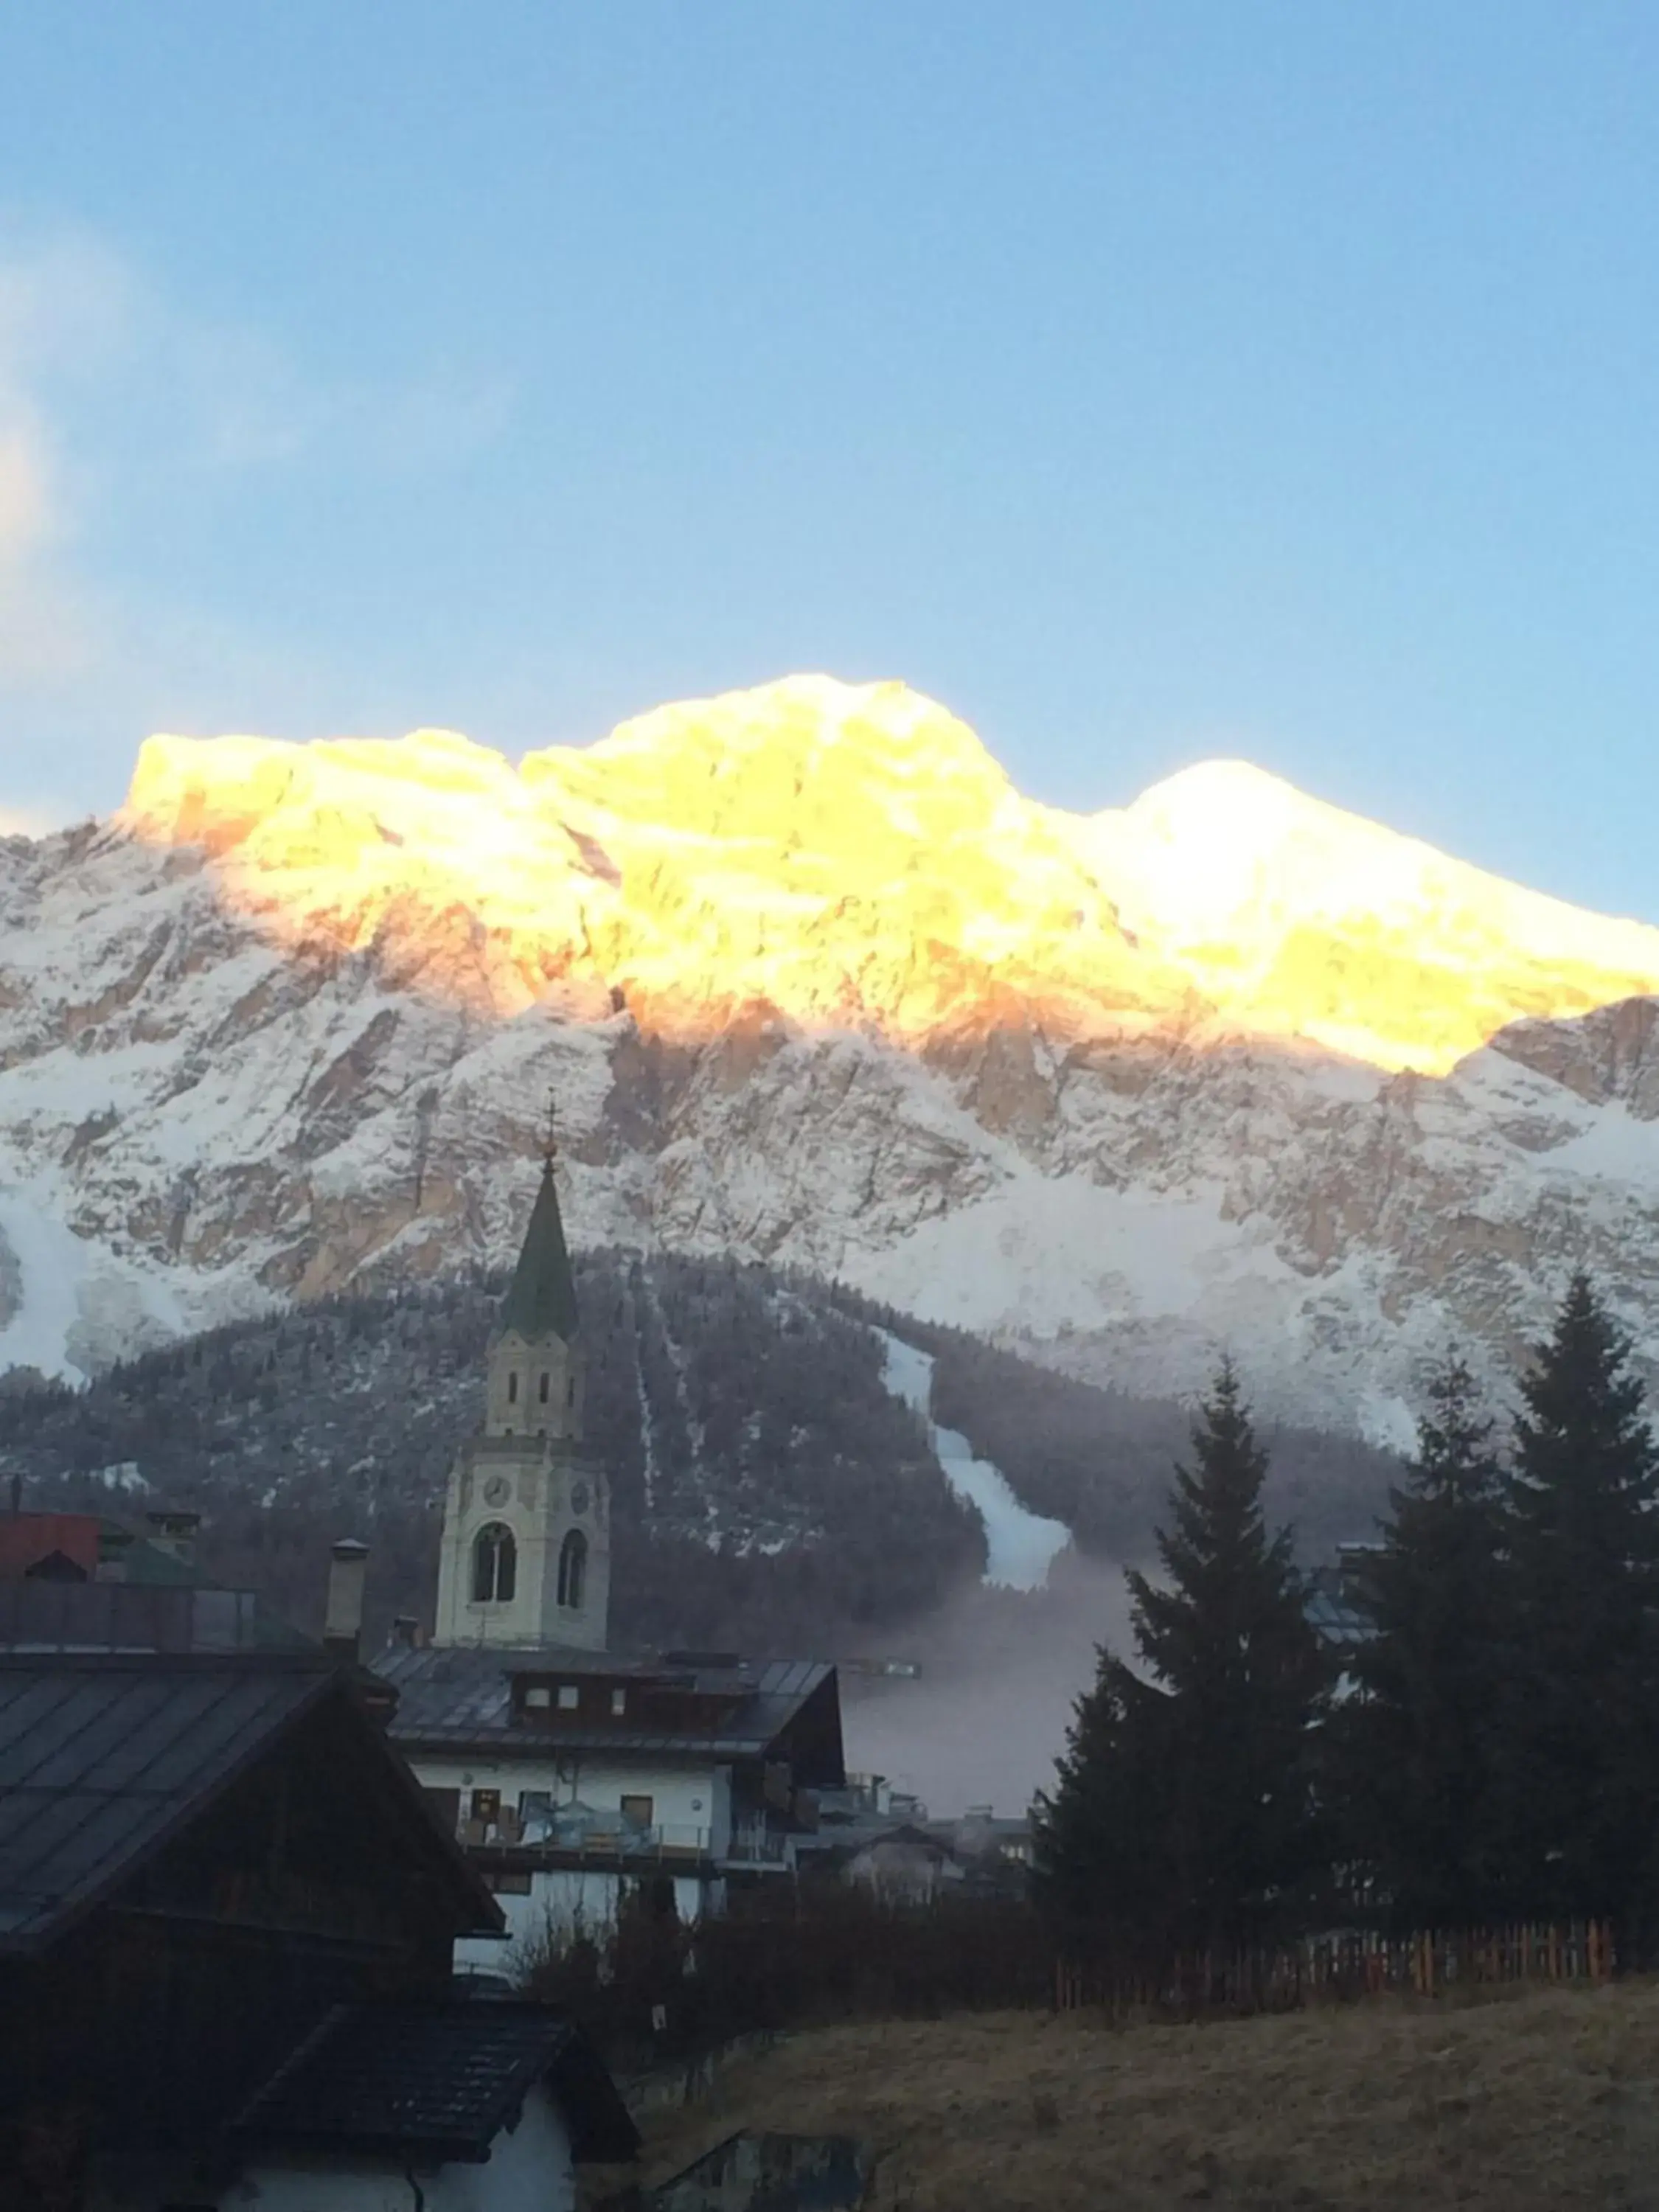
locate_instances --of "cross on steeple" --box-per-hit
[542,1088,559,1169]
[498,1093,580,1346]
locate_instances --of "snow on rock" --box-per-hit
[6,676,1659,1438]
[0,1187,187,1383]
[878,1331,1071,1590]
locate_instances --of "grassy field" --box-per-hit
[601,1982,1659,2210]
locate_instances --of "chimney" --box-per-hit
[324,1537,369,1663]
[390,1614,421,1649]
[145,1507,201,1569]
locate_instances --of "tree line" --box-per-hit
[1033,1274,1659,1955]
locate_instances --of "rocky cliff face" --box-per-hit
[6,672,1659,1441]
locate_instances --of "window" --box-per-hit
[539,1370,550,1404]
[620,1794,654,1832]
[487,1867,532,1895]
[557,1683,580,1711]
[611,1687,627,1717]
[557,1528,588,1610]
[470,1788,501,1826]
[507,1371,518,1403]
[524,1686,551,1710]
[472,1522,517,1603]
[567,1375,577,1408]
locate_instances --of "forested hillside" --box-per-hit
[910,1319,1402,1565]
[0,1252,1400,1652]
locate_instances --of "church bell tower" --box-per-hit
[433,1110,610,1649]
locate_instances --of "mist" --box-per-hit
[837,1551,1139,1818]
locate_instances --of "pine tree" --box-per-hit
[1029,1652,1172,1934]
[1033,1362,1329,1949]
[1503,1273,1659,1930]
[1338,1357,1511,1927]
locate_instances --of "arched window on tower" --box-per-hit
[472,1522,517,1604]
[557,1528,588,1611]
[539,1371,550,1404]
[507,1371,519,1404]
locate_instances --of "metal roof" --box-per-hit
[377,1644,838,1767]
[0,1650,335,1950]
[498,1158,580,1344]
[227,2000,639,2166]
[0,1649,501,1952]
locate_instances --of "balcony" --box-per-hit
[461,1814,717,1863]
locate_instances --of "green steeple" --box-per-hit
[498,1158,580,1343]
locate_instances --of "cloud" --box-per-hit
[0,220,515,810]
[0,228,136,688]
[0,425,52,562]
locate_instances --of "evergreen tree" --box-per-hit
[1028,1653,1172,1933]
[1503,1273,1659,1930]
[1034,1362,1329,1949]
[1338,1357,1510,1927]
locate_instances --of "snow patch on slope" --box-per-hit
[0,1188,189,1384]
[877,1330,1071,1590]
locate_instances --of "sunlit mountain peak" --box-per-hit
[119,676,1659,1074]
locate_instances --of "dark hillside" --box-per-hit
[0,1253,982,1650]
[0,1254,1399,1650]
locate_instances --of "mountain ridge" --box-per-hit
[5,673,1659,1444]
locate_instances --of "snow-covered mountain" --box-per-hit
[6,672,1659,1441]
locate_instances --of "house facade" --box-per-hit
[381,1643,846,1964]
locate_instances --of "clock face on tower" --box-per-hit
[570,1480,591,1517]
[482,1473,512,1508]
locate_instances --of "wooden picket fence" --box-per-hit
[1054,1919,1615,2020]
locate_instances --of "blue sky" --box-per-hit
[3,4,1659,917]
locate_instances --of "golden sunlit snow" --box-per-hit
[120,674,1659,1075]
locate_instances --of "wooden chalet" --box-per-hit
[0,1645,636,2210]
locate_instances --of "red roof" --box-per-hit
[0,1515,102,1582]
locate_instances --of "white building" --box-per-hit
[219,1998,636,2212]
[377,1143,845,1968]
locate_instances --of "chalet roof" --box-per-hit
[498,1158,580,1344]
[376,1644,844,1780]
[0,1651,497,1952]
[226,2000,639,2165]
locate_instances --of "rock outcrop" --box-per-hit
[5,673,1659,1441]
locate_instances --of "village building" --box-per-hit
[0,1504,315,1659]
[0,1601,636,2208]
[221,2000,636,2212]
[377,1137,846,1958]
